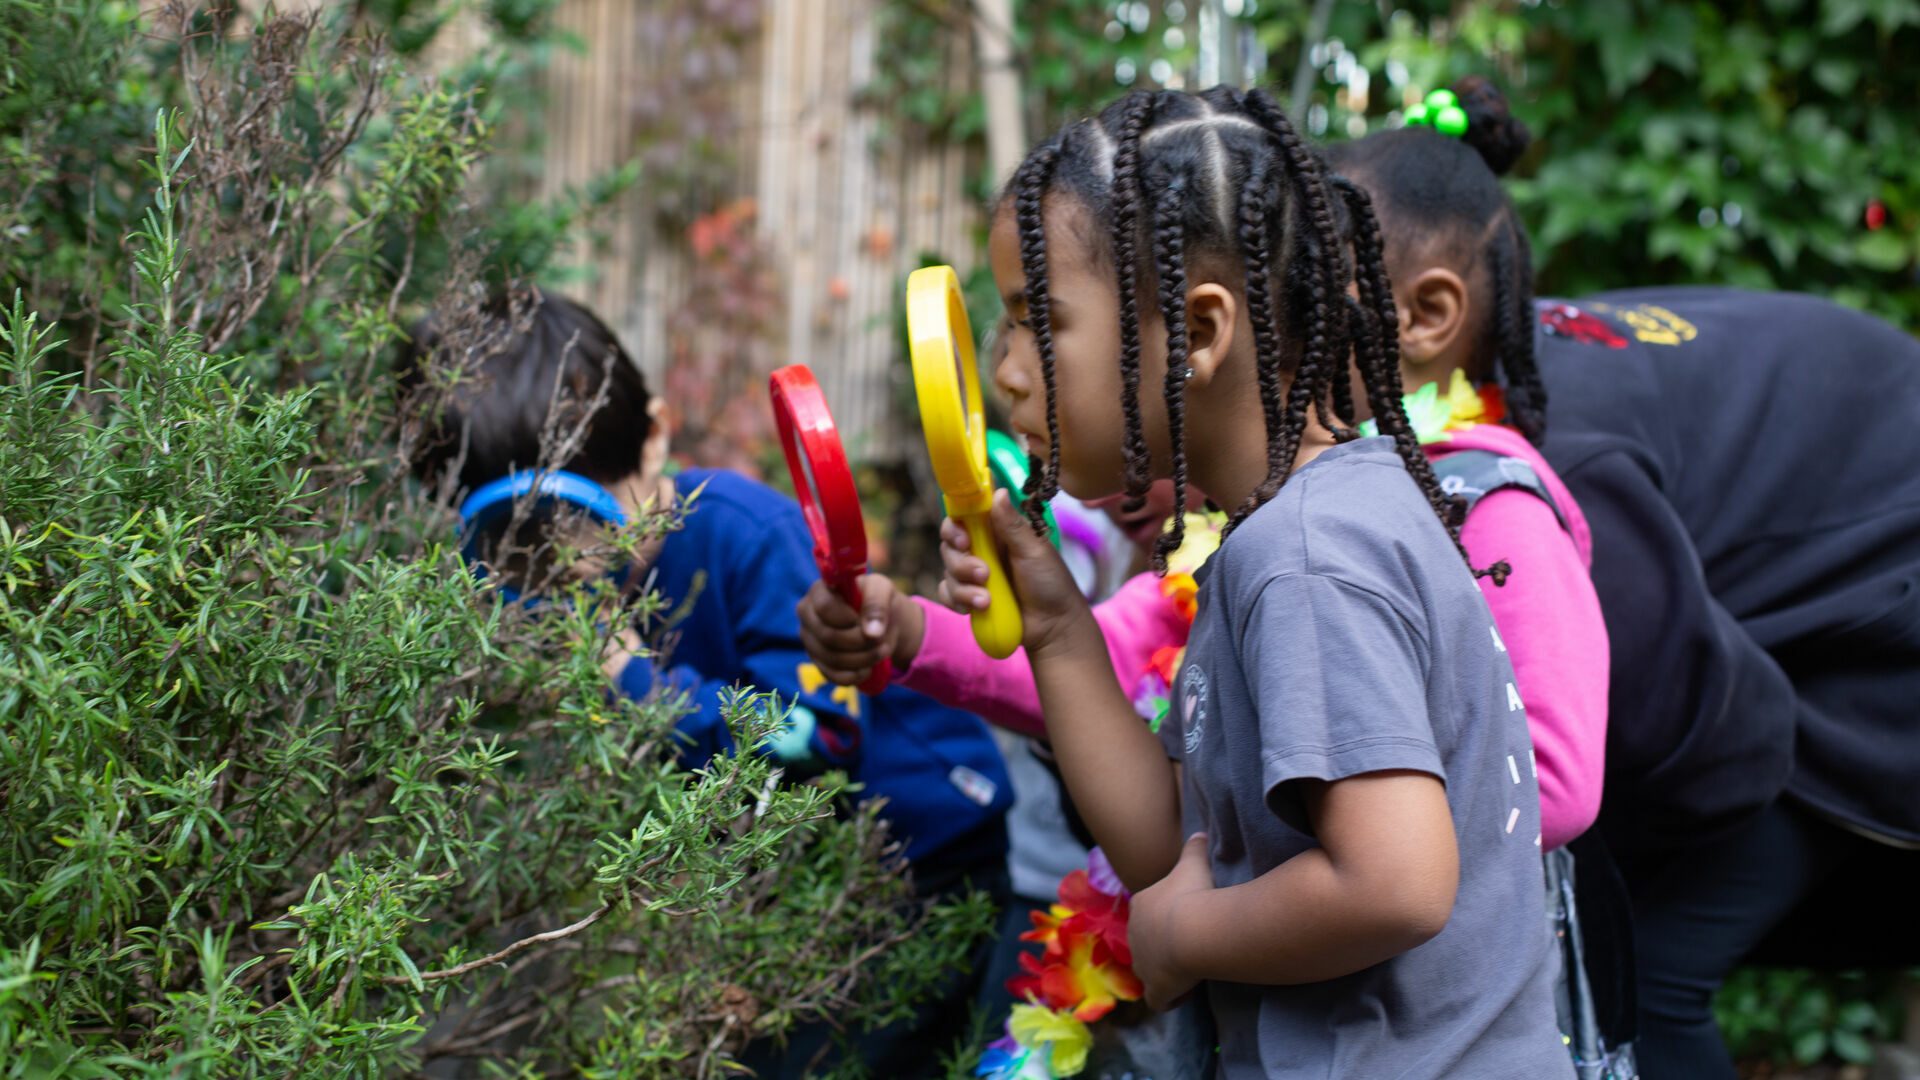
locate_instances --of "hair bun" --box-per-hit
[1451,75,1530,177]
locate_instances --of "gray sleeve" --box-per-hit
[1243,573,1444,833]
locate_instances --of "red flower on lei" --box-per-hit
[1007,865,1143,1022]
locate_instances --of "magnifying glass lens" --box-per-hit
[951,295,974,435]
[954,351,971,433]
[793,423,827,511]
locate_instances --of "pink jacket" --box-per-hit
[898,425,1610,849]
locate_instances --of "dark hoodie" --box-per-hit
[1536,288,1920,857]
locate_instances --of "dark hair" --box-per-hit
[999,86,1478,575]
[1323,75,1544,444]
[399,290,653,492]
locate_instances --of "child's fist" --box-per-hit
[1129,831,1212,1011]
[795,574,923,687]
[936,490,1091,658]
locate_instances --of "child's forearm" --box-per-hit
[1169,846,1453,986]
[895,599,1046,737]
[1159,772,1457,987]
[1030,612,1183,890]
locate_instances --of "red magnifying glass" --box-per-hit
[771,364,892,695]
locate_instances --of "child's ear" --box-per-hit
[1184,282,1238,387]
[1396,267,1471,368]
[612,398,673,520]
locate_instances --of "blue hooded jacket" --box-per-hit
[615,468,1010,869]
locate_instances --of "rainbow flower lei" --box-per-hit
[1359,369,1506,445]
[978,849,1140,1079]
[1128,512,1221,733]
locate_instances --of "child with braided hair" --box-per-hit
[803,81,1607,858]
[801,77,1614,1078]
[926,85,1570,1077]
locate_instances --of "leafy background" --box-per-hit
[876,0,1920,328]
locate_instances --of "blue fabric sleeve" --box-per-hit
[612,496,864,776]
[616,651,862,774]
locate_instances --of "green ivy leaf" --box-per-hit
[1650,221,1721,275]
[1832,1028,1874,1064]
[1792,1028,1829,1064]
[1867,0,1920,33]
[1598,28,1655,95]
[1645,5,1699,75]
[1779,30,1818,70]
[1855,229,1912,271]
[1825,0,1874,34]
[1641,116,1686,161]
[1813,58,1861,95]
[1838,1000,1882,1030]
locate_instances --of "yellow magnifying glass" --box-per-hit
[906,265,1024,659]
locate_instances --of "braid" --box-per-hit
[1107,92,1158,511]
[1327,335,1357,433]
[1337,181,1452,522]
[1212,220,1326,544]
[1215,87,1355,544]
[1242,88,1351,455]
[1488,238,1517,433]
[1149,179,1193,573]
[1328,175,1402,400]
[1494,218,1548,444]
[1231,153,1290,529]
[1337,178,1510,584]
[1012,144,1064,533]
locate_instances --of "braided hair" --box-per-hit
[1333,175,1508,583]
[997,86,1473,571]
[1324,74,1547,444]
[1010,147,1064,519]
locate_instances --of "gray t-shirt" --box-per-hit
[1161,437,1569,1079]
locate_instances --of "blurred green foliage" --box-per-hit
[1716,968,1912,1067]
[876,0,1920,328]
[1311,0,1920,325]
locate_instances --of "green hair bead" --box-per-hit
[1404,88,1468,138]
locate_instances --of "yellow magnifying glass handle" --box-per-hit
[906,264,1028,660]
[960,510,1024,659]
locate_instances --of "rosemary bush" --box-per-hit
[0,5,986,1076]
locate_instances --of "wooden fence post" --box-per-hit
[974,0,1024,188]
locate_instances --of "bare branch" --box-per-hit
[380,902,611,986]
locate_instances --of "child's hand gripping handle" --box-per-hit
[958,508,1023,659]
[830,573,895,695]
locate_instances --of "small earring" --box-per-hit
[1182,366,1197,381]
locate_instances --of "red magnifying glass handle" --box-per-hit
[771,364,895,698]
